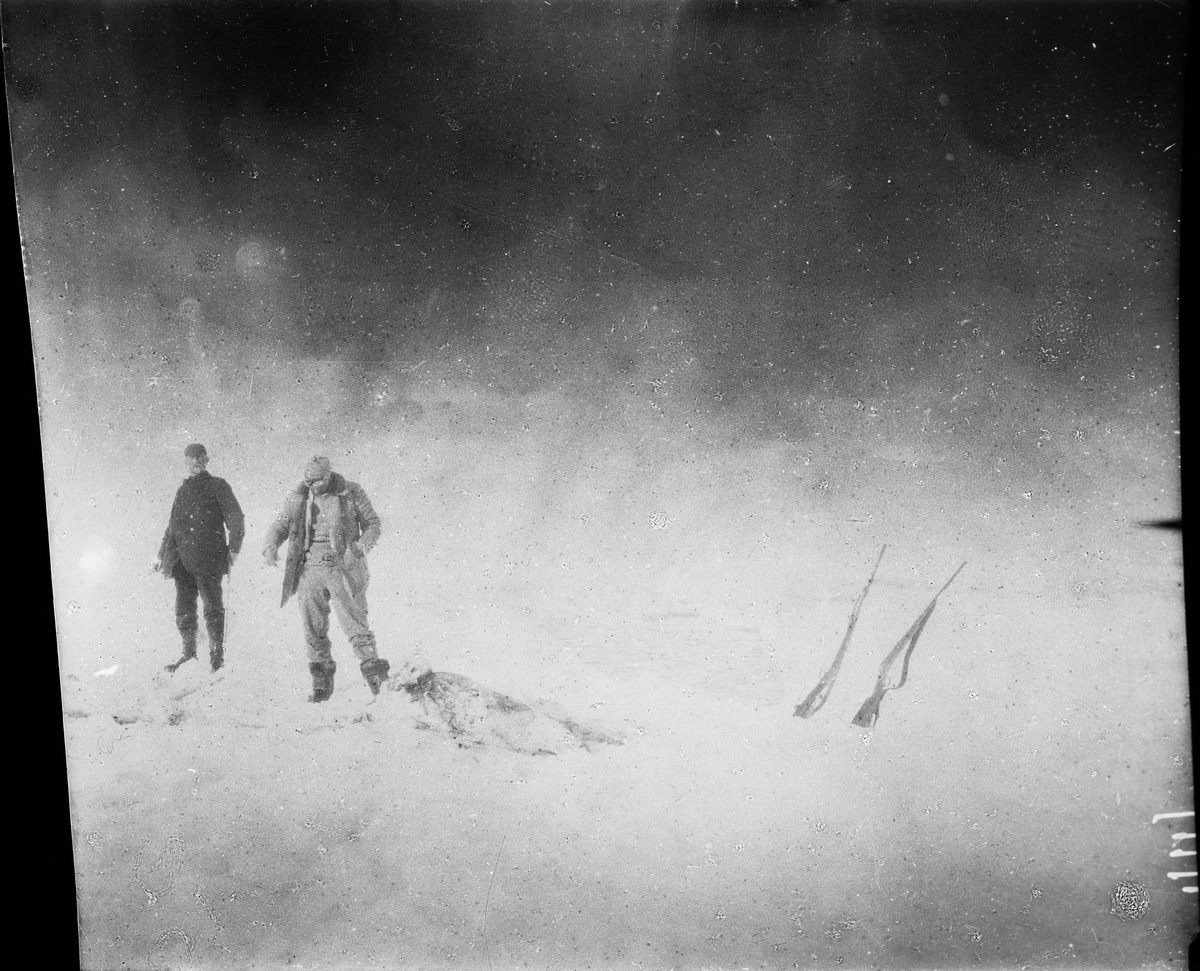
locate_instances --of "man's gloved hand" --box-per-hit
[227,551,238,572]
[150,559,161,574]
[263,549,279,568]
[342,541,363,571]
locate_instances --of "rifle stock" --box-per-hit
[851,562,966,729]
[794,545,887,719]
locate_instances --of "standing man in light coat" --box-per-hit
[262,456,390,702]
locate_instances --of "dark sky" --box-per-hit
[9,0,1184,306]
[8,0,1187,450]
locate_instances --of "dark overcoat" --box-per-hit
[158,471,246,579]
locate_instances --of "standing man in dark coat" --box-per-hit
[155,443,245,672]
[261,455,390,702]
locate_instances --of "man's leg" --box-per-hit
[167,568,200,672]
[329,561,389,694]
[195,573,226,671]
[297,566,337,702]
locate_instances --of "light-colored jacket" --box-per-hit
[262,473,381,607]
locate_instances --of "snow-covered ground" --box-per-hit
[15,2,1189,967]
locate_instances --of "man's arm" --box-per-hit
[216,479,246,556]
[262,493,296,563]
[352,484,382,553]
[154,527,173,572]
[154,495,178,572]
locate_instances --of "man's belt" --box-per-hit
[303,542,340,567]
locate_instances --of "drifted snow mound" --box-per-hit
[394,671,624,756]
[64,662,275,730]
[63,661,624,757]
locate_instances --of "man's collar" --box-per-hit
[303,472,345,496]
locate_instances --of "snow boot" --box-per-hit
[360,658,391,696]
[308,660,336,703]
[165,629,198,673]
[209,635,224,672]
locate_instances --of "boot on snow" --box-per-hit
[360,658,391,696]
[308,660,336,703]
[209,635,224,672]
[165,629,198,673]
